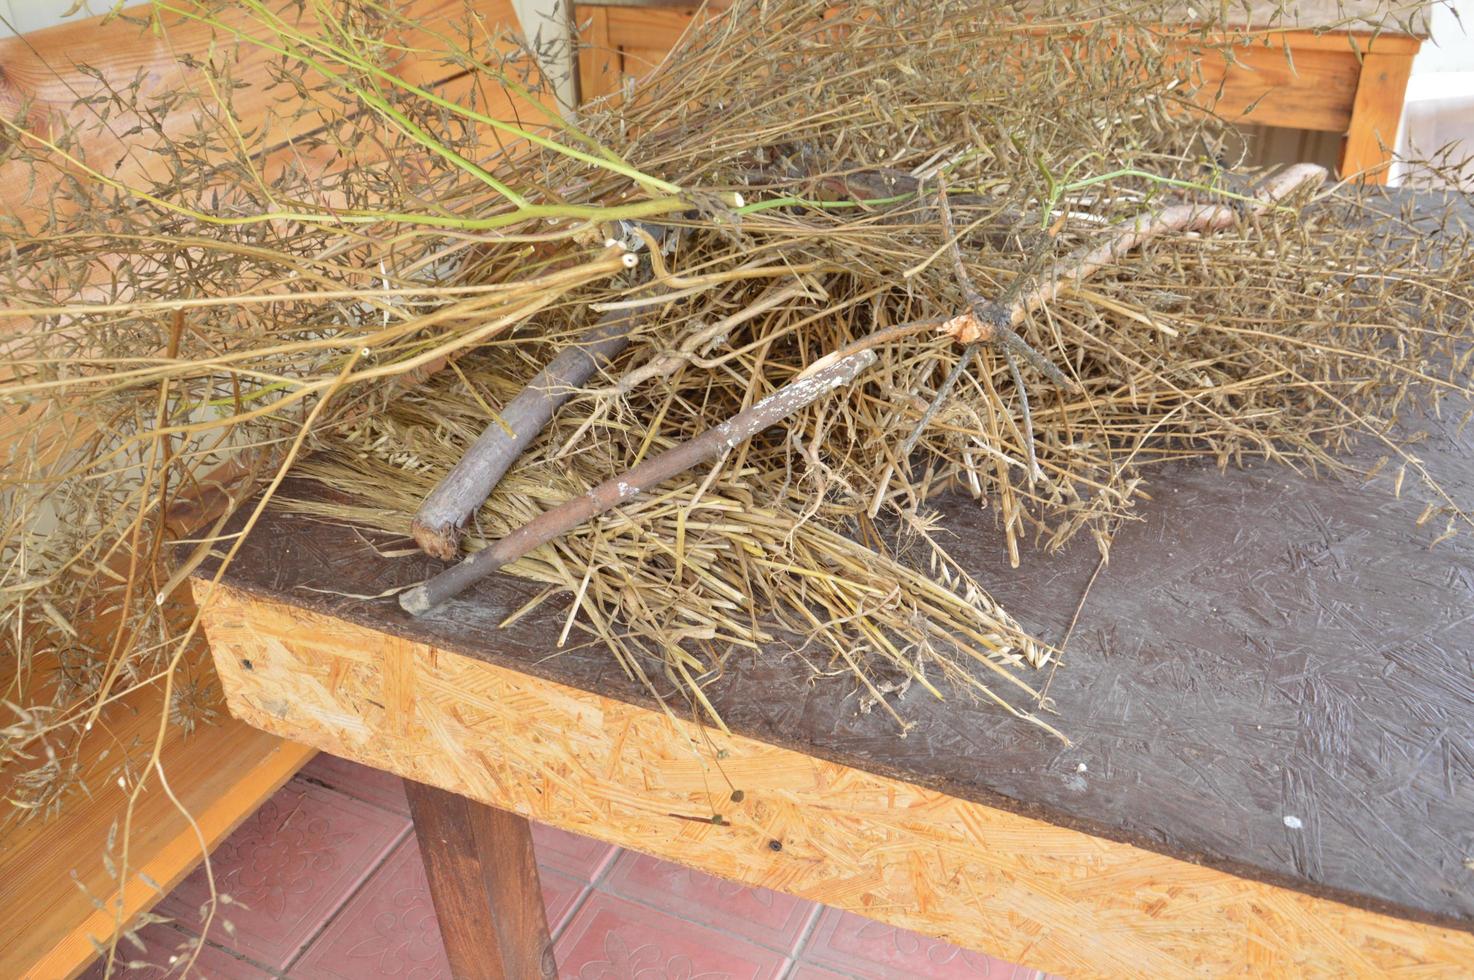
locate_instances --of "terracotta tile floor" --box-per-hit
[85,752,1048,979]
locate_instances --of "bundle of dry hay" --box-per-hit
[3,0,1472,823]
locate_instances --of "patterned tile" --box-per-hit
[785,965,859,980]
[291,835,588,979]
[555,892,788,980]
[532,823,617,881]
[298,753,411,816]
[158,781,408,969]
[77,923,269,979]
[290,838,449,980]
[797,908,1034,980]
[542,866,590,934]
[603,850,815,953]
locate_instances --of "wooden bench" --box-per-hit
[0,3,531,976]
[192,189,1474,977]
[574,2,1422,182]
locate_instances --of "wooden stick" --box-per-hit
[944,163,1330,343]
[411,309,638,559]
[910,164,1328,461]
[399,347,878,615]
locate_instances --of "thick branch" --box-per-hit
[411,309,638,558]
[400,347,879,615]
[945,163,1329,343]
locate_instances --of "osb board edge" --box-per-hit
[194,578,1474,977]
[193,563,1474,938]
[190,569,1474,937]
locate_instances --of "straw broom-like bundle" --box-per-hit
[3,0,1471,805]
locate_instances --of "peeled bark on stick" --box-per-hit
[399,346,879,616]
[411,308,638,559]
[943,163,1329,344]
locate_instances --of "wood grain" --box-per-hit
[0,0,526,230]
[0,651,313,980]
[1189,39,1362,132]
[195,577,1474,978]
[575,6,618,104]
[1342,49,1418,180]
[405,779,558,979]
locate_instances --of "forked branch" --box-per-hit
[907,163,1329,461]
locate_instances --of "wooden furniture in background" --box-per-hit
[573,2,1421,181]
[0,3,534,976]
[0,643,315,980]
[0,0,536,231]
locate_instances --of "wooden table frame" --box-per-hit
[404,780,559,978]
[574,2,1421,181]
[194,574,1474,977]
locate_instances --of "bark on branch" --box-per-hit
[943,163,1329,344]
[399,347,878,615]
[411,309,638,558]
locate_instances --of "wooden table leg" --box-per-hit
[405,779,558,979]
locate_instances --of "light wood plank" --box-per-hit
[1342,48,1417,182]
[0,0,524,230]
[1190,41,1361,132]
[575,6,619,101]
[196,578,1474,978]
[0,654,313,980]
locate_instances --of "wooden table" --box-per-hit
[574,2,1422,182]
[193,189,1474,977]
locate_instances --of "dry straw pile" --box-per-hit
[3,0,1472,821]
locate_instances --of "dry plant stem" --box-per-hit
[903,178,1059,457]
[411,308,639,559]
[952,162,1332,341]
[918,163,1328,459]
[400,348,879,615]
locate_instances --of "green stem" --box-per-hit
[161,0,681,196]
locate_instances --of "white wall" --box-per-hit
[1411,0,1473,71]
[1396,0,1474,185]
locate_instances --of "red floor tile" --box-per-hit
[289,838,449,980]
[291,835,588,979]
[602,849,815,953]
[542,866,590,934]
[298,753,412,816]
[158,781,408,969]
[555,892,788,980]
[78,923,269,979]
[786,965,861,980]
[797,908,1034,980]
[532,822,617,881]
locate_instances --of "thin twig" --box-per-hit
[400,347,879,615]
[949,163,1330,340]
[914,164,1329,455]
[903,176,1067,457]
[1038,550,1107,710]
[1003,345,1041,484]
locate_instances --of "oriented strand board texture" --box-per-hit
[196,579,1474,979]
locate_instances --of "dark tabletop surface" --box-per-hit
[209,191,1474,932]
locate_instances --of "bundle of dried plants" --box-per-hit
[0,0,1470,970]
